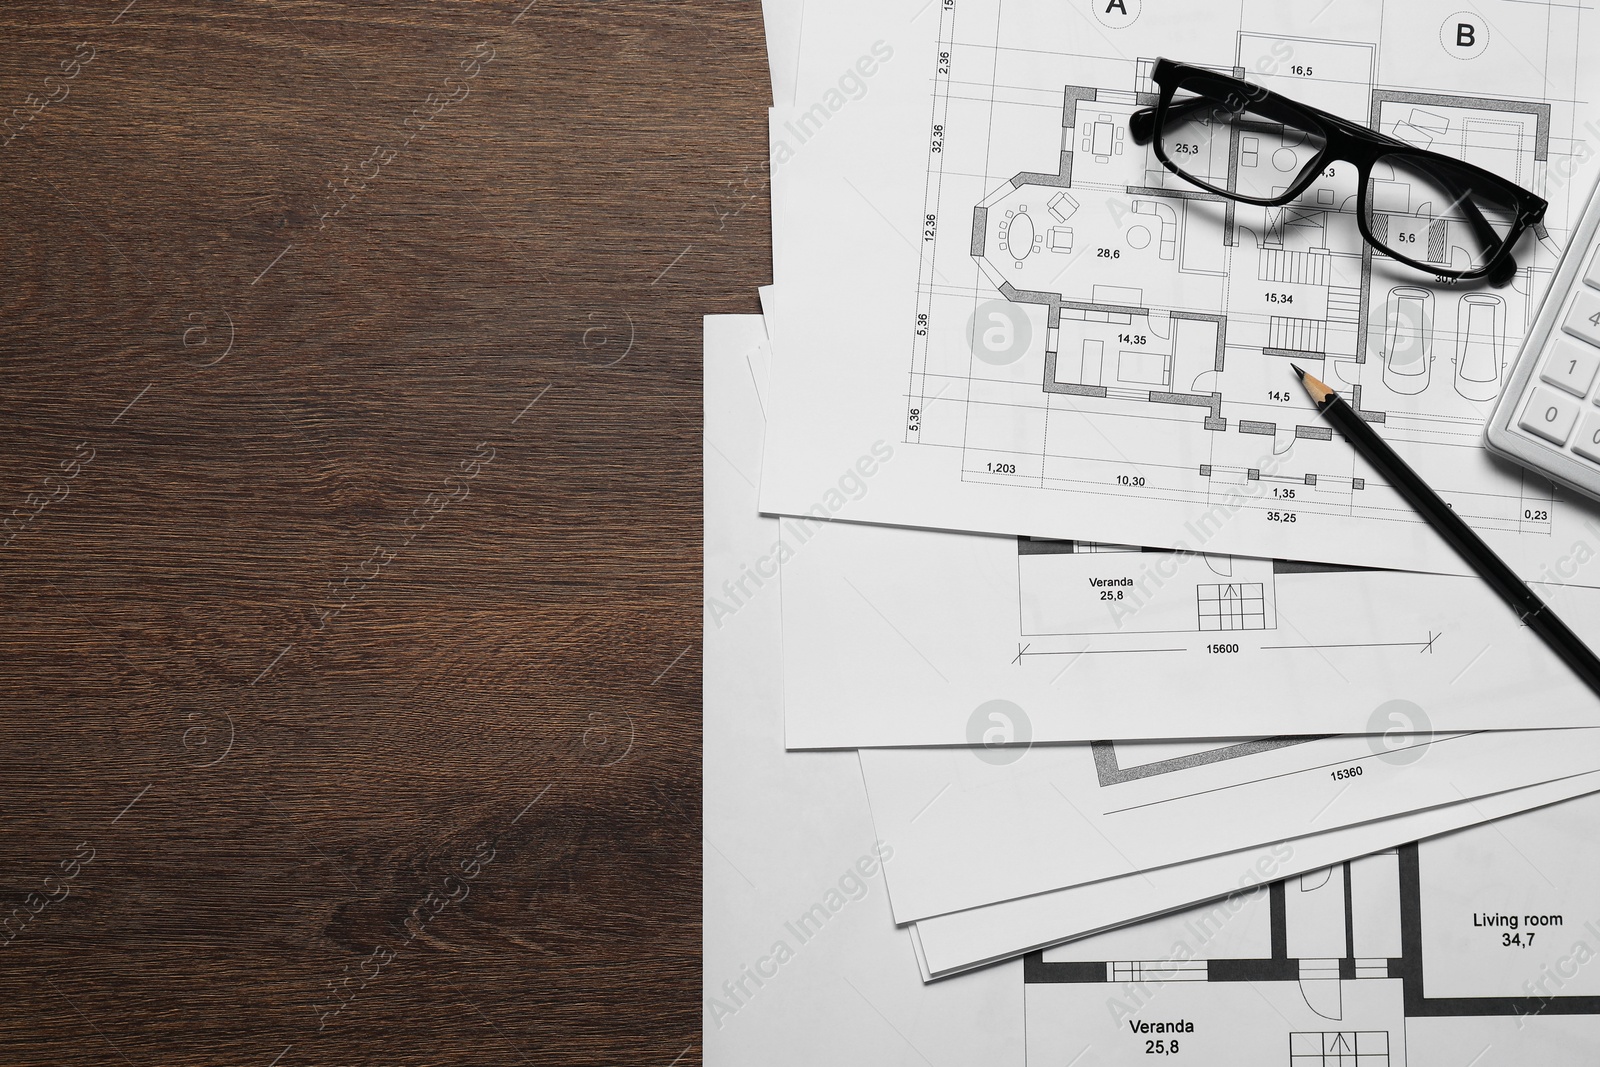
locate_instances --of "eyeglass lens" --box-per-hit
[1161,78,1328,202]
[1363,152,1516,273]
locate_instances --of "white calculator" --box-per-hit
[1487,178,1600,498]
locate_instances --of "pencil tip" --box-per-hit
[1290,363,1305,378]
[1295,366,1334,404]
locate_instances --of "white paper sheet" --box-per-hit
[760,0,805,107]
[758,0,1600,592]
[777,514,1600,744]
[860,726,1600,921]
[704,314,1024,1063]
[909,768,1600,979]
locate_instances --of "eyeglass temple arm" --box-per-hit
[1130,100,1207,146]
[1133,92,1301,146]
[1129,105,1158,145]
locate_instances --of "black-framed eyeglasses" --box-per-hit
[1129,58,1546,288]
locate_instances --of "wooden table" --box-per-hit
[0,2,764,1061]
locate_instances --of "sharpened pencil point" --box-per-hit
[1290,363,1305,378]
[1295,367,1335,404]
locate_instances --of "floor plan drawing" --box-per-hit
[1023,792,1600,1065]
[940,29,1563,535]
[1018,537,1282,637]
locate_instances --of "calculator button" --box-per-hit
[1541,336,1600,397]
[1586,246,1600,291]
[1574,413,1600,463]
[1519,388,1581,445]
[1562,289,1600,347]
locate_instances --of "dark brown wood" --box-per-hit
[0,2,762,1062]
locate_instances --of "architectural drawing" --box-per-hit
[1018,537,1281,637]
[903,5,1577,542]
[964,54,1552,519]
[1024,832,1600,1064]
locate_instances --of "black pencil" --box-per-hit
[1291,363,1600,701]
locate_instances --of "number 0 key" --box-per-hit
[1520,387,1581,445]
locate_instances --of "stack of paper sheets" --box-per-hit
[707,3,1600,1062]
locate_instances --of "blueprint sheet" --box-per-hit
[774,492,1600,744]
[858,726,1600,922]
[704,314,1023,1064]
[759,0,1600,587]
[1019,789,1600,1066]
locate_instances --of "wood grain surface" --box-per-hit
[0,2,764,1062]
